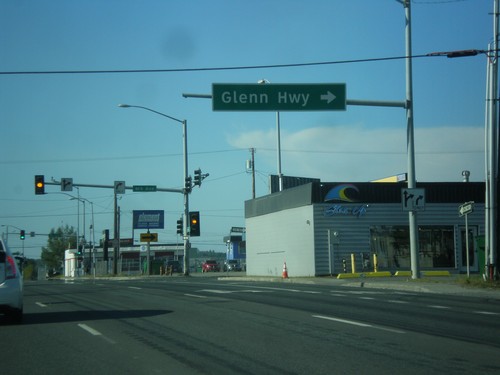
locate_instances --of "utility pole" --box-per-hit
[249,148,256,199]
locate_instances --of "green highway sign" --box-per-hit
[212,83,346,111]
[133,185,157,192]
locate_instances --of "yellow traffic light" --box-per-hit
[189,211,200,236]
[35,175,45,195]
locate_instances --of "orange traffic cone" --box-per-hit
[282,261,289,279]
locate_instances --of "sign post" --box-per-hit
[140,231,158,276]
[459,201,475,278]
[212,83,346,111]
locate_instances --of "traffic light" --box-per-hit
[193,169,202,187]
[185,176,192,193]
[189,211,200,237]
[35,175,45,195]
[176,218,183,235]
[20,230,25,240]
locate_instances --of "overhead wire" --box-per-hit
[0,50,491,76]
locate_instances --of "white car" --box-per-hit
[0,239,23,323]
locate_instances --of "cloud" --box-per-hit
[227,124,484,182]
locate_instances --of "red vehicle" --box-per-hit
[202,260,220,272]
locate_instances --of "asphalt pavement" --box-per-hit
[217,273,500,300]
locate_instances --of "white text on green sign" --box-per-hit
[212,83,346,111]
[133,185,157,192]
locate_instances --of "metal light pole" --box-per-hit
[397,0,419,278]
[118,104,191,276]
[258,79,283,192]
[489,0,499,279]
[70,196,94,275]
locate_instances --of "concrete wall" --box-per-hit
[246,205,315,277]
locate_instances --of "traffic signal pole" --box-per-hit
[182,119,191,276]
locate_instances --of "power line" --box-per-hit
[0,149,245,165]
[0,52,485,76]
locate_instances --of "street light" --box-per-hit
[118,104,191,276]
[69,195,96,276]
[258,79,283,192]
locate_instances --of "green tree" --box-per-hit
[41,225,77,271]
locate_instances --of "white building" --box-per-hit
[245,182,485,277]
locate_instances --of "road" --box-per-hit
[2,275,500,374]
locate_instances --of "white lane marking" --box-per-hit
[185,293,208,299]
[474,311,500,316]
[387,300,409,304]
[428,305,450,309]
[198,289,272,294]
[128,286,142,290]
[312,315,405,334]
[78,323,102,336]
[359,297,375,300]
[78,324,116,344]
[200,289,233,294]
[36,302,47,308]
[313,315,370,327]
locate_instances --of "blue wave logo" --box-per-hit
[324,184,360,202]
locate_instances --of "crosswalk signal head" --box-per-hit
[35,175,45,195]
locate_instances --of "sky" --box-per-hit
[0,0,492,258]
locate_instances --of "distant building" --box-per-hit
[64,243,184,276]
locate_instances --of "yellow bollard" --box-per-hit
[351,253,356,274]
[373,254,378,273]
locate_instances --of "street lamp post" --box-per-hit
[70,196,95,275]
[118,104,191,276]
[258,79,283,192]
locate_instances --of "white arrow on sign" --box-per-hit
[320,91,336,104]
[459,202,474,216]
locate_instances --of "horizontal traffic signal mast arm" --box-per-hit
[44,180,184,194]
[183,92,407,109]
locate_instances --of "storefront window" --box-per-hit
[370,226,454,269]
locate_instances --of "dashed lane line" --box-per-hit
[312,314,406,334]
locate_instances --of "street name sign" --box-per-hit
[212,83,346,111]
[140,232,158,242]
[230,226,246,233]
[133,185,157,192]
[459,201,474,217]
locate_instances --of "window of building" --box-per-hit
[370,225,455,270]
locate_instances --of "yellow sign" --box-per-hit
[371,173,407,183]
[140,232,158,242]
